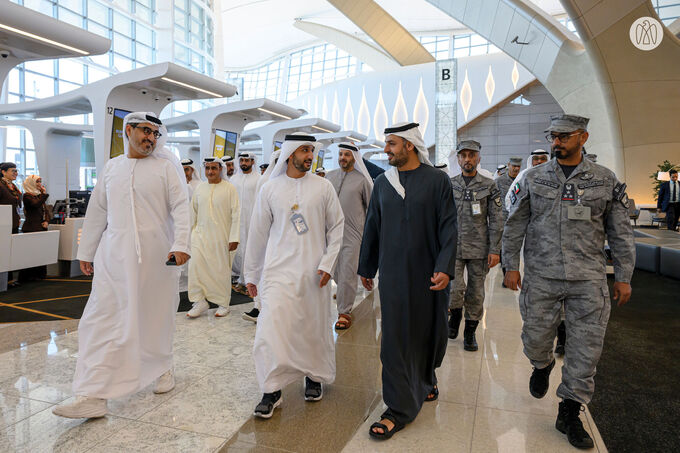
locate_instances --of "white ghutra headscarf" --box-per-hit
[268,133,322,180]
[337,142,373,189]
[383,122,432,199]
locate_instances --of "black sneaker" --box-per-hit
[529,359,555,399]
[253,390,282,419]
[304,377,323,401]
[556,399,594,449]
[242,308,259,323]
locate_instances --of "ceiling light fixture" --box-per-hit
[257,107,291,120]
[160,77,222,98]
[0,22,89,55]
[312,125,333,133]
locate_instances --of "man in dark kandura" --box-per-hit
[503,114,635,449]
[448,140,502,350]
[358,122,457,440]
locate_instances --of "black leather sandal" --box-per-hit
[425,385,439,402]
[369,413,404,440]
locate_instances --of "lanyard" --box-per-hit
[291,177,302,212]
[336,171,347,196]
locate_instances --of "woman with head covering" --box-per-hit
[0,162,22,234]
[18,175,50,281]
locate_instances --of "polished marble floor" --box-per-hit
[0,269,608,452]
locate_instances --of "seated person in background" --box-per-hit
[658,169,680,231]
[19,175,50,281]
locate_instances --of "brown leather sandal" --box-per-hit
[334,313,352,330]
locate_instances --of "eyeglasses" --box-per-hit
[131,124,162,139]
[545,132,581,143]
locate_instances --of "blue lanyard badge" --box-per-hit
[290,212,309,235]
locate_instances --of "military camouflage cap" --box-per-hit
[544,114,589,133]
[508,157,523,166]
[456,140,481,153]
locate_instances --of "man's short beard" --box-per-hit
[240,164,252,172]
[132,141,154,156]
[293,154,310,172]
[388,150,408,167]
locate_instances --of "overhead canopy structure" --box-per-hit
[241,117,341,161]
[163,98,303,162]
[0,62,237,174]
[0,0,111,85]
[0,62,236,120]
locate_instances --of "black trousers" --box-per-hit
[667,203,680,231]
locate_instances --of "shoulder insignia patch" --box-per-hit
[577,180,605,189]
[613,182,627,201]
[495,196,502,207]
[510,192,518,205]
[535,178,560,189]
[512,182,521,195]
[620,193,630,209]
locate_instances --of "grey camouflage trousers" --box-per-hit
[519,275,611,404]
[449,259,488,321]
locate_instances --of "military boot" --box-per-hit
[556,399,594,449]
[448,308,463,339]
[555,321,566,356]
[463,320,479,351]
[529,359,555,398]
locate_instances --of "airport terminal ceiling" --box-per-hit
[220,0,567,69]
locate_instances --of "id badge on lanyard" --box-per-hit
[567,188,590,220]
[290,181,309,234]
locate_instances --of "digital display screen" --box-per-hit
[312,149,325,172]
[274,141,282,151]
[214,129,238,158]
[110,108,132,158]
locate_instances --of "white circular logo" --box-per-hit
[630,17,663,51]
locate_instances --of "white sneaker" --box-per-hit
[187,300,209,318]
[52,396,107,419]
[153,369,175,394]
[215,306,230,317]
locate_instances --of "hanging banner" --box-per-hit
[435,59,457,167]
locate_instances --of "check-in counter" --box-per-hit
[48,218,85,277]
[1,206,60,291]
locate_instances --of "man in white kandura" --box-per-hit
[221,155,235,180]
[179,158,201,293]
[182,158,202,198]
[326,143,373,331]
[53,112,190,419]
[244,133,344,418]
[241,148,281,324]
[187,157,240,318]
[231,152,260,294]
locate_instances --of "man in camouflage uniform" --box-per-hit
[449,140,503,351]
[495,157,523,220]
[495,157,522,283]
[503,114,634,449]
